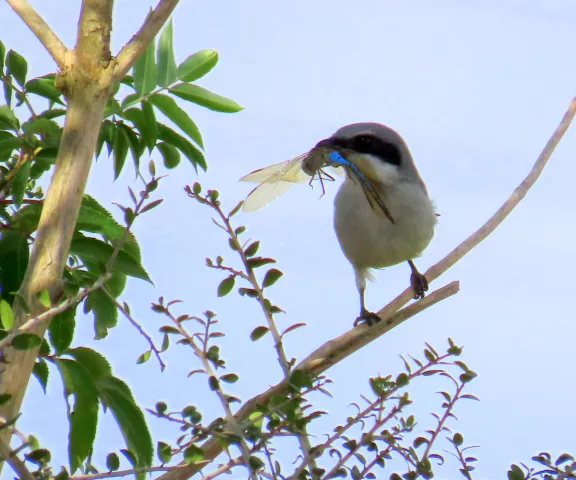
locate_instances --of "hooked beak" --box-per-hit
[314,137,337,150]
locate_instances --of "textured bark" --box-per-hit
[0,0,115,465]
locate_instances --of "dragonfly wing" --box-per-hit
[242,180,296,212]
[239,155,310,184]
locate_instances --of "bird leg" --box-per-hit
[354,286,381,327]
[408,260,428,300]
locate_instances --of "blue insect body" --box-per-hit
[327,151,395,224]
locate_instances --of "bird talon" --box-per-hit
[354,309,382,327]
[410,272,429,300]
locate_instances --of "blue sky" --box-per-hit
[2,1,576,478]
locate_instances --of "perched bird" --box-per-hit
[240,122,437,326]
[314,123,437,325]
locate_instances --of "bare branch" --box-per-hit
[0,437,34,480]
[0,274,111,351]
[375,96,576,323]
[5,0,68,68]
[114,0,180,82]
[70,464,191,480]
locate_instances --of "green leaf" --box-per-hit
[11,160,32,207]
[25,448,51,467]
[96,376,153,468]
[247,257,276,269]
[37,289,51,308]
[157,442,172,464]
[96,120,114,157]
[6,50,27,86]
[508,464,525,480]
[133,40,157,96]
[262,268,283,288]
[0,393,11,406]
[12,333,42,350]
[49,307,77,353]
[136,350,151,364]
[67,347,112,380]
[157,124,206,171]
[170,84,243,113]
[149,94,203,147]
[87,289,118,340]
[140,199,163,214]
[0,41,5,73]
[106,452,120,472]
[117,123,144,173]
[244,241,259,257]
[250,326,269,342]
[113,123,129,179]
[0,232,28,305]
[77,195,142,263]
[0,300,14,329]
[33,359,49,393]
[0,105,20,131]
[249,456,264,470]
[105,271,127,298]
[156,20,178,87]
[156,142,180,169]
[122,106,157,152]
[217,276,235,297]
[183,444,204,465]
[3,82,12,108]
[56,359,99,473]
[177,49,218,82]
[452,433,464,446]
[289,370,314,389]
[25,78,64,104]
[69,237,151,283]
[220,373,239,384]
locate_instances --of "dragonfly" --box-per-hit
[239,149,394,223]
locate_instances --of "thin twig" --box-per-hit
[114,0,180,81]
[452,443,473,480]
[102,288,166,371]
[5,0,68,68]
[165,309,257,480]
[158,98,576,480]
[422,383,465,459]
[157,282,458,480]
[0,437,34,480]
[0,274,111,350]
[209,196,320,472]
[70,463,191,480]
[321,404,402,480]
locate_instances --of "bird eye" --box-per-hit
[351,134,401,166]
[353,135,374,152]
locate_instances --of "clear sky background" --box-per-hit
[1,1,576,479]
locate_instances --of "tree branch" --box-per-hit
[157,282,458,480]
[0,437,34,480]
[374,96,576,323]
[158,97,576,480]
[114,0,180,82]
[5,0,68,68]
[0,1,116,469]
[0,274,111,351]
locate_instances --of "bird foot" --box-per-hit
[410,271,429,300]
[354,309,382,327]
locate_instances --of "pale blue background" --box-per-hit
[1,1,575,479]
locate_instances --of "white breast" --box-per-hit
[334,176,437,270]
